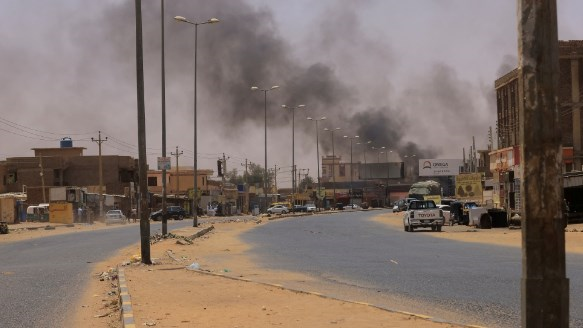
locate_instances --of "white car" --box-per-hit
[344,204,361,210]
[267,205,289,214]
[305,204,316,212]
[437,205,452,225]
[105,210,127,225]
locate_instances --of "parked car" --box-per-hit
[449,201,478,225]
[267,204,289,214]
[393,198,417,212]
[293,205,307,212]
[150,206,188,221]
[437,204,452,225]
[305,203,316,212]
[335,203,345,210]
[105,210,127,225]
[344,204,361,210]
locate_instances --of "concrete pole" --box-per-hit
[518,0,568,326]
[161,0,168,235]
[572,58,581,171]
[134,0,151,264]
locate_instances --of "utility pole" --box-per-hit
[221,153,228,210]
[518,0,568,326]
[134,0,151,264]
[91,131,108,218]
[241,159,250,213]
[273,164,280,195]
[39,152,46,203]
[171,146,183,204]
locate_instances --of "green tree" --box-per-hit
[299,176,315,193]
[225,169,243,185]
[224,163,274,190]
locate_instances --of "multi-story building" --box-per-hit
[492,40,583,212]
[494,40,583,171]
[1,140,136,206]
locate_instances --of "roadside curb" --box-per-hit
[117,267,136,328]
[8,223,75,231]
[117,225,216,327]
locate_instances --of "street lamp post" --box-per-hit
[307,116,326,210]
[343,135,359,204]
[282,104,305,209]
[373,146,386,163]
[324,127,340,206]
[356,140,371,181]
[160,0,168,235]
[174,15,219,227]
[404,154,417,181]
[252,85,280,212]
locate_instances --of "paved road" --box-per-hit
[241,210,583,328]
[0,220,196,328]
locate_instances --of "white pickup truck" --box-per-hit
[403,200,445,232]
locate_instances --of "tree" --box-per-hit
[223,163,274,190]
[225,169,243,185]
[299,176,314,193]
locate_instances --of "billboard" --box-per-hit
[419,159,463,176]
[455,173,483,201]
[157,157,171,170]
[359,162,404,179]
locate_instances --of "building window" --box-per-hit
[339,164,345,177]
[147,177,158,186]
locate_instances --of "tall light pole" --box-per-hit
[307,116,326,209]
[356,140,372,164]
[373,146,386,163]
[324,127,340,206]
[404,154,417,181]
[282,104,305,209]
[343,135,359,204]
[160,0,168,235]
[174,15,219,227]
[356,140,371,180]
[252,86,279,212]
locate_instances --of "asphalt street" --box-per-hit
[241,210,583,328]
[0,220,194,328]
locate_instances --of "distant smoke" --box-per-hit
[0,0,497,164]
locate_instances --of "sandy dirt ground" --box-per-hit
[4,212,583,327]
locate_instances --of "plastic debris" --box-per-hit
[186,262,200,270]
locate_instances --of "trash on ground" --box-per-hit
[186,262,200,270]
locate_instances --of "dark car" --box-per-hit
[394,198,417,212]
[293,205,307,212]
[449,201,478,225]
[150,206,188,221]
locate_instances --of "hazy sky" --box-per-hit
[1,0,581,187]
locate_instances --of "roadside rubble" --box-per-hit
[149,225,215,245]
[90,267,120,320]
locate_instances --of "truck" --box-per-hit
[402,199,445,232]
[408,180,442,204]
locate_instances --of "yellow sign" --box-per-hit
[424,195,442,204]
[455,173,483,201]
